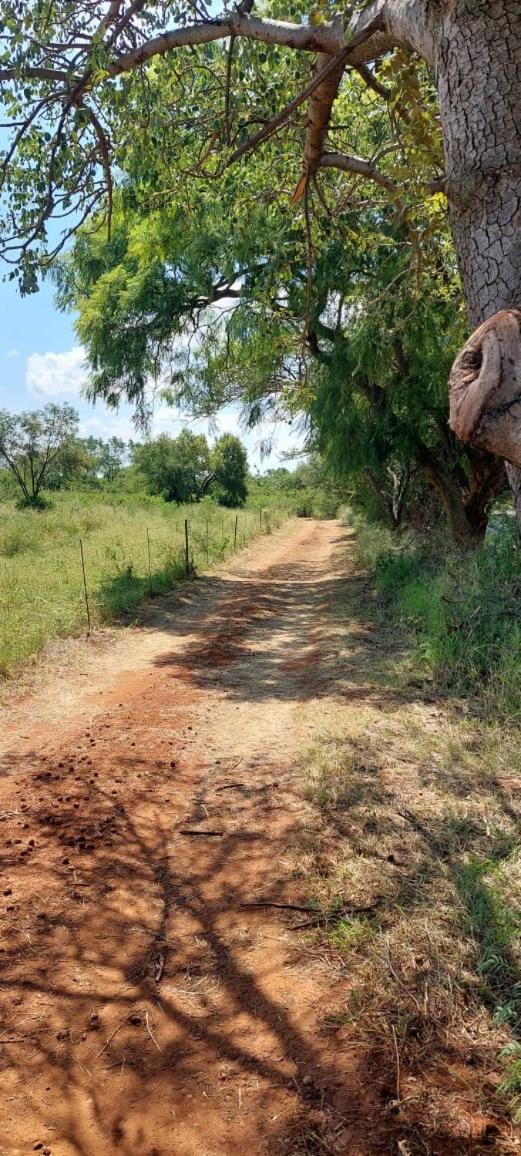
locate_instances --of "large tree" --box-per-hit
[0,404,79,506]
[55,132,503,543]
[0,1,520,483]
[132,430,212,503]
[211,434,249,507]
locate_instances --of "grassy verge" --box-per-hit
[0,492,287,676]
[354,514,521,722]
[291,524,521,1148]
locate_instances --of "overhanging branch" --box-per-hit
[320,150,397,192]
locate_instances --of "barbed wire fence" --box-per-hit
[76,506,282,636]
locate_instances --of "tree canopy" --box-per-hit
[1,1,520,483]
[211,434,249,507]
[132,430,213,504]
[0,403,79,507]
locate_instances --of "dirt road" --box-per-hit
[0,518,359,1156]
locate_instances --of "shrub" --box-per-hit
[354,512,521,721]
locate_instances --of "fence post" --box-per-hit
[184,518,190,576]
[146,526,153,596]
[234,514,238,548]
[79,539,91,637]
[259,508,262,532]
[206,517,209,565]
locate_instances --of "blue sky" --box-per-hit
[0,276,305,471]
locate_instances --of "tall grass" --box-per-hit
[354,513,521,722]
[0,492,287,676]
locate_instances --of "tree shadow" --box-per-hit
[0,526,514,1153]
[0,734,361,1154]
[146,557,430,712]
[299,722,521,1153]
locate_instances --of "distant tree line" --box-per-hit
[0,405,248,510]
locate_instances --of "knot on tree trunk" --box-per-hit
[449,309,521,467]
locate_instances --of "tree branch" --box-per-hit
[354,62,391,100]
[320,150,397,192]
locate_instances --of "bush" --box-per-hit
[354,512,521,721]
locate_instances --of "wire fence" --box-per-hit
[0,502,288,675]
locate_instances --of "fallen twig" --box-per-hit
[0,1036,37,1044]
[153,951,165,983]
[179,828,224,837]
[95,1014,129,1059]
[240,901,321,913]
[289,901,380,930]
[392,1024,401,1102]
[145,1011,162,1053]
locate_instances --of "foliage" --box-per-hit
[83,435,127,483]
[53,40,447,420]
[0,3,449,295]
[131,430,212,503]
[0,404,79,507]
[210,434,248,507]
[354,512,521,722]
[248,456,342,518]
[51,45,502,544]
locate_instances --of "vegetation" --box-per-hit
[132,430,213,504]
[0,404,79,508]
[0,490,288,677]
[294,526,521,1132]
[354,513,521,723]
[211,434,248,508]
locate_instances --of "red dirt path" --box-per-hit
[0,519,361,1156]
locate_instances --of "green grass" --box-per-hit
[353,513,521,722]
[0,491,287,676]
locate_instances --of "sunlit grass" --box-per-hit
[0,492,286,675]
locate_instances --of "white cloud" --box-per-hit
[26,346,89,398]
[7,348,20,359]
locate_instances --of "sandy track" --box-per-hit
[0,518,358,1156]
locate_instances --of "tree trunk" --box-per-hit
[433,0,521,521]
[435,0,521,330]
[415,444,496,548]
[506,462,521,539]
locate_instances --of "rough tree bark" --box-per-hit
[434,1,521,330]
[434,1,521,501]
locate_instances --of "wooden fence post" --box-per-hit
[184,518,190,576]
[79,539,91,637]
[146,526,153,596]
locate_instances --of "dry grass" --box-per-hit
[291,542,521,1154]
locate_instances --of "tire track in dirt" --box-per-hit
[0,518,360,1156]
